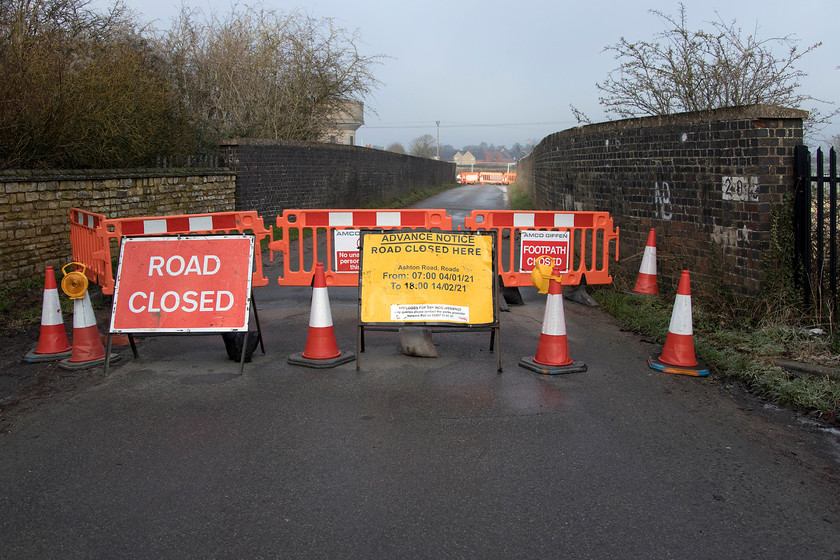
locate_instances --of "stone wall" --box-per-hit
[0,171,235,285]
[221,139,456,220]
[516,105,806,297]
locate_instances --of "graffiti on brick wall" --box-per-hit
[654,181,673,220]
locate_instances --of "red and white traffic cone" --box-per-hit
[24,266,72,362]
[648,270,709,376]
[519,264,586,375]
[288,262,354,368]
[632,228,658,295]
[59,290,113,370]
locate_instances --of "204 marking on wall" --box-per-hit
[722,176,759,202]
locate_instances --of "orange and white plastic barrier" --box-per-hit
[69,208,618,291]
[69,208,271,294]
[459,172,480,184]
[288,262,354,368]
[632,229,658,295]
[270,209,452,286]
[69,209,111,292]
[463,210,619,287]
[648,270,709,376]
[24,266,72,362]
[519,261,586,374]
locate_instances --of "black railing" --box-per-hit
[154,152,224,169]
[794,145,840,317]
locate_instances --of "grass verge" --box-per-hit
[589,279,840,423]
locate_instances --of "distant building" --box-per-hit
[452,151,476,166]
[321,100,364,146]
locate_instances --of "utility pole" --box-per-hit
[436,121,440,160]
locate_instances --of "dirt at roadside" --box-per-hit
[0,287,115,435]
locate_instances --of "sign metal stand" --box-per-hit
[356,230,500,372]
[105,234,260,375]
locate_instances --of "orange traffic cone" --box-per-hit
[632,229,658,295]
[24,266,72,362]
[648,270,709,376]
[519,263,586,375]
[59,290,116,370]
[288,262,354,368]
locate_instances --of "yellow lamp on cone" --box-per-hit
[530,256,562,294]
[61,262,89,300]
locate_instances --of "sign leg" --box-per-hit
[251,290,265,354]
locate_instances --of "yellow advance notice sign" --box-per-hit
[360,231,496,325]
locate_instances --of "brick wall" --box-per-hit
[516,104,806,297]
[0,171,235,285]
[221,139,456,219]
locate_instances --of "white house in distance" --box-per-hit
[452,151,476,166]
[321,100,364,145]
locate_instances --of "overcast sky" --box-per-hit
[101,0,839,150]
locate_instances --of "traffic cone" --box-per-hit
[59,290,117,370]
[519,264,586,375]
[648,270,709,376]
[632,228,658,295]
[288,262,354,368]
[24,266,72,362]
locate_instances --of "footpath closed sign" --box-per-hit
[110,235,254,333]
[359,231,496,325]
[519,230,570,272]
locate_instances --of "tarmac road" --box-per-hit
[1,185,839,559]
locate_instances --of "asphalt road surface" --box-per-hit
[1,185,839,559]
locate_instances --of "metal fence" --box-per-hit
[794,145,839,317]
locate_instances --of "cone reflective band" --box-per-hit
[632,229,658,295]
[649,270,708,376]
[25,266,72,362]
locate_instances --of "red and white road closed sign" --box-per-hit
[519,230,570,273]
[110,235,254,333]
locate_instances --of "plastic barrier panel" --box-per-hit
[463,210,619,287]
[70,208,271,295]
[270,209,453,286]
[69,208,110,289]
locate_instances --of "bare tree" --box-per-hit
[408,134,436,158]
[593,3,835,132]
[159,5,382,143]
[386,142,405,154]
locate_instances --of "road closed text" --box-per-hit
[127,255,232,313]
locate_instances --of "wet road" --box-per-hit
[1,185,839,559]
[408,183,508,228]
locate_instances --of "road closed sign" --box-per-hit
[110,235,254,333]
[519,230,570,273]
